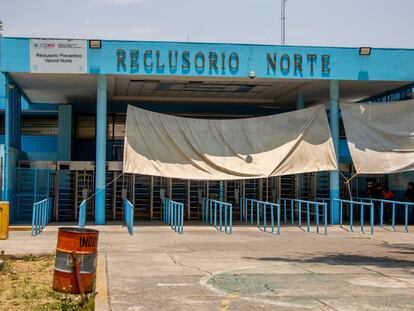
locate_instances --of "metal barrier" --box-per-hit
[163,198,184,234]
[124,198,134,235]
[334,198,374,235]
[354,197,413,233]
[279,198,328,235]
[31,198,52,236]
[78,200,87,228]
[15,168,53,223]
[240,198,280,235]
[201,198,232,234]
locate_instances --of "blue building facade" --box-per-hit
[1,37,414,224]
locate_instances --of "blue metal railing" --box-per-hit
[31,198,52,236]
[334,198,374,235]
[124,198,134,235]
[163,198,184,234]
[354,197,413,233]
[78,200,87,228]
[279,198,328,235]
[240,198,280,235]
[201,198,232,234]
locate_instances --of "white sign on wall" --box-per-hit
[30,39,87,73]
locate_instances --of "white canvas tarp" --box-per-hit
[341,100,414,174]
[123,105,338,180]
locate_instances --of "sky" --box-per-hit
[0,0,413,48]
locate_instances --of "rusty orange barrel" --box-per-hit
[53,227,99,294]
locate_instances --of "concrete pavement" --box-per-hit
[1,223,414,310]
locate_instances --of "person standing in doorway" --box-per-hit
[405,182,414,202]
[405,182,414,224]
[382,186,394,223]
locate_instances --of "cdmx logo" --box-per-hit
[34,43,56,49]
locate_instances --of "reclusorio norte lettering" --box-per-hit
[116,48,330,76]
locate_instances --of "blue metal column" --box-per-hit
[95,75,107,225]
[329,80,340,224]
[296,94,304,199]
[3,73,10,203]
[296,93,305,110]
[3,73,22,223]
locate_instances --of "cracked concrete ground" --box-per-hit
[2,223,414,310]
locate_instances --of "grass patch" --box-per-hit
[0,254,95,311]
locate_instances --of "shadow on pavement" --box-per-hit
[242,253,414,272]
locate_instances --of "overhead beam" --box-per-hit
[112,95,275,104]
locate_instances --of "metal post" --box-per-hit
[361,204,364,234]
[31,205,35,236]
[250,201,253,224]
[95,75,107,225]
[174,203,178,231]
[281,0,287,45]
[201,198,204,223]
[405,204,408,233]
[277,204,281,235]
[380,201,384,227]
[229,205,233,234]
[240,198,243,223]
[219,203,222,231]
[224,204,228,233]
[210,200,213,225]
[170,202,173,228]
[315,204,319,234]
[214,201,217,227]
[271,204,275,234]
[329,80,340,224]
[166,200,169,223]
[370,203,374,235]
[34,169,38,204]
[176,204,179,232]
[392,203,396,232]
[243,199,249,224]
[350,202,353,232]
[181,204,184,234]
[205,199,209,223]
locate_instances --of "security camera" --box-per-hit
[248,70,256,79]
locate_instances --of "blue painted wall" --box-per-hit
[0,38,29,73]
[339,140,351,163]
[2,37,414,81]
[0,135,58,160]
